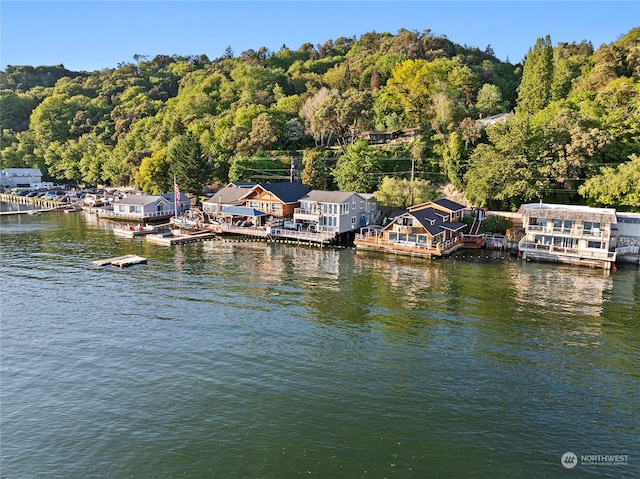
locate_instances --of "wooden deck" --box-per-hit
[354,235,464,258]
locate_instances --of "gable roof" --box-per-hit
[119,194,172,206]
[385,207,461,238]
[410,198,466,213]
[204,186,252,205]
[244,182,311,204]
[1,168,42,176]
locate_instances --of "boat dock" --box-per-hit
[145,231,216,245]
[92,255,148,268]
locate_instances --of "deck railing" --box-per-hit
[354,234,463,255]
[518,240,616,261]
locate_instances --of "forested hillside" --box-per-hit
[1,28,639,210]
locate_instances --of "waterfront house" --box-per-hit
[202,184,254,217]
[355,198,467,257]
[1,168,43,190]
[100,192,189,221]
[518,202,617,269]
[293,190,379,234]
[240,182,311,218]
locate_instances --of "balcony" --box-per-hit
[293,207,320,222]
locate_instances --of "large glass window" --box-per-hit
[389,232,398,241]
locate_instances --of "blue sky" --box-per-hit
[1,1,638,71]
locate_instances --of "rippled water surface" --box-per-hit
[1,210,638,478]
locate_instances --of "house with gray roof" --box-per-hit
[100,192,189,221]
[355,198,467,257]
[240,182,311,218]
[202,184,254,216]
[293,190,379,234]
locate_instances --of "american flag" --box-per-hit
[174,177,181,207]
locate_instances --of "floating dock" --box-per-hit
[145,230,215,245]
[92,254,148,268]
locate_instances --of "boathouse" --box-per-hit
[518,202,617,269]
[1,168,43,189]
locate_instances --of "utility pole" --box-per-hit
[409,156,415,205]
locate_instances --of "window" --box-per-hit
[352,202,356,210]
[588,240,603,249]
[351,216,356,226]
[389,232,398,242]
[553,219,572,231]
[360,201,364,209]
[341,203,349,214]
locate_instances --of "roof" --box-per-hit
[431,198,466,212]
[385,207,464,238]
[1,168,42,176]
[119,194,171,206]
[408,198,466,213]
[204,186,253,205]
[160,192,190,204]
[518,203,617,224]
[441,221,467,232]
[246,182,311,204]
[220,206,266,217]
[300,190,358,204]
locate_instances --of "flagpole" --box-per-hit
[174,174,178,221]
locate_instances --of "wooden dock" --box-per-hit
[92,255,148,268]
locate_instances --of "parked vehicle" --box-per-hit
[84,194,104,207]
[43,190,67,201]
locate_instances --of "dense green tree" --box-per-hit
[516,36,554,115]
[0,90,36,132]
[374,176,436,208]
[475,84,506,116]
[333,140,385,192]
[134,148,171,194]
[579,154,640,210]
[301,150,330,189]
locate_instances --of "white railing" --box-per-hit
[615,245,639,255]
[519,241,616,260]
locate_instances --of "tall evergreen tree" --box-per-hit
[516,35,554,115]
[168,131,211,196]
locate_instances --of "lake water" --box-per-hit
[1,208,638,478]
